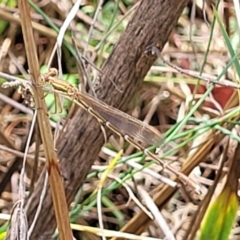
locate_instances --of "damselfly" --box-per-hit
[40,69,198,191]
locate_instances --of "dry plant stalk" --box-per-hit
[15,0,72,239]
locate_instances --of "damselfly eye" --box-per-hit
[48,68,58,77]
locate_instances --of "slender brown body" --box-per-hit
[41,69,197,190]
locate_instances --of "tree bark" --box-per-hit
[25,0,190,238]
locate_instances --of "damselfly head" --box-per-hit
[48,68,58,77]
[40,68,58,84]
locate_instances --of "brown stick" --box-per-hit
[26,0,190,238]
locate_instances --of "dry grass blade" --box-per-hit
[15,0,72,239]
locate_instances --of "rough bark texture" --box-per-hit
[25,0,190,238]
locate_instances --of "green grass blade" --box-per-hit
[198,185,238,240]
[213,8,240,78]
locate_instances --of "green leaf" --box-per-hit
[0,0,17,34]
[198,185,238,240]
